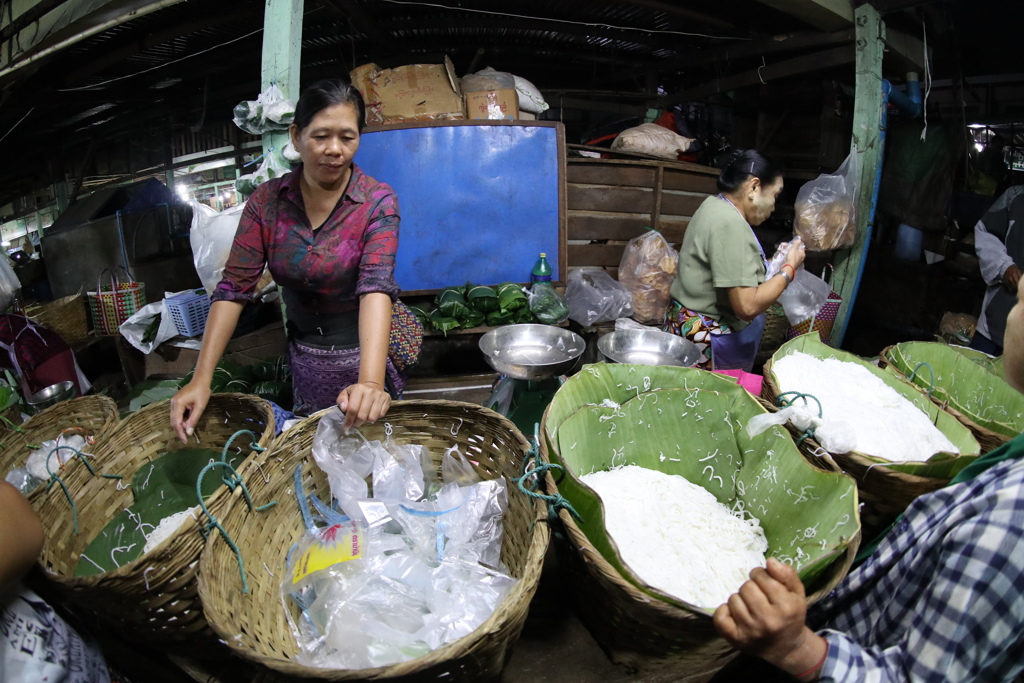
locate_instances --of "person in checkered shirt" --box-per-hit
[712,277,1024,682]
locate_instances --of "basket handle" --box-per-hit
[96,265,135,294]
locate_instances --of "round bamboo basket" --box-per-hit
[0,394,119,498]
[198,400,550,682]
[25,291,91,348]
[761,362,948,541]
[754,303,789,373]
[878,345,1010,454]
[33,393,275,654]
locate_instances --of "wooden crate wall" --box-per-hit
[566,156,719,278]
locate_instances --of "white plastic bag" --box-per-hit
[746,404,857,455]
[565,268,633,327]
[777,268,831,326]
[794,152,859,251]
[118,291,192,353]
[190,201,243,295]
[232,84,295,135]
[512,74,548,113]
[611,123,694,160]
[0,256,22,312]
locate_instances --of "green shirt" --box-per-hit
[670,195,766,330]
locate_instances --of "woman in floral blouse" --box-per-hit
[172,79,408,439]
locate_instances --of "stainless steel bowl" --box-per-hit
[597,329,701,367]
[479,324,586,380]
[26,380,76,412]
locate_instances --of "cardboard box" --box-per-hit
[353,56,464,126]
[465,89,520,120]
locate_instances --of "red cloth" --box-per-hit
[0,315,84,396]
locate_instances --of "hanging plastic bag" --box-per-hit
[617,230,678,325]
[235,151,292,197]
[528,282,569,325]
[232,84,295,135]
[785,265,843,344]
[777,267,832,326]
[794,152,859,251]
[565,268,633,327]
[189,201,244,294]
[0,256,21,313]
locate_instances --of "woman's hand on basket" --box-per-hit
[337,382,391,431]
[713,558,826,675]
[170,381,211,443]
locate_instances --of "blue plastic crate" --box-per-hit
[166,289,211,337]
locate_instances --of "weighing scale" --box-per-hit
[478,325,586,436]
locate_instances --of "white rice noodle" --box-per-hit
[143,508,198,555]
[581,465,767,610]
[773,352,958,462]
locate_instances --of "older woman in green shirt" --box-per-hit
[664,150,805,371]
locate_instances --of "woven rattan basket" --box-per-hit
[33,393,275,653]
[754,303,789,373]
[0,395,119,497]
[761,363,949,541]
[197,400,549,682]
[25,291,91,348]
[878,345,1010,454]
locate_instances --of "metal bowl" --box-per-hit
[479,324,586,380]
[597,329,701,367]
[26,381,76,412]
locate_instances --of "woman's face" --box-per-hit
[291,102,361,189]
[745,176,783,226]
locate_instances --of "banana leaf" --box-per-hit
[496,282,528,312]
[542,364,859,613]
[485,308,516,326]
[466,284,499,313]
[407,305,431,327]
[435,287,470,319]
[884,341,1023,439]
[513,307,536,324]
[429,309,459,336]
[947,344,1006,382]
[75,447,238,576]
[458,309,486,329]
[768,334,980,478]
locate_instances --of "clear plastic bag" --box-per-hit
[565,268,633,327]
[190,201,244,295]
[528,282,569,325]
[617,230,678,325]
[794,152,859,251]
[0,256,22,312]
[776,267,832,326]
[235,150,292,197]
[232,84,295,135]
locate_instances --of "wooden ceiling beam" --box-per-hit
[753,0,854,32]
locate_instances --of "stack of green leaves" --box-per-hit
[416,282,536,335]
[542,364,861,612]
[179,357,291,407]
[74,446,242,576]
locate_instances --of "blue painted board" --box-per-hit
[355,122,564,293]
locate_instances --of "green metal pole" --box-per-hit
[830,4,885,347]
[261,0,303,161]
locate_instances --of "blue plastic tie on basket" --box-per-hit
[514,423,582,523]
[195,429,275,594]
[908,362,936,400]
[775,391,824,446]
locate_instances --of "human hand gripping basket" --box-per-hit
[762,334,981,541]
[32,394,275,654]
[539,364,861,680]
[197,400,550,682]
[0,395,119,499]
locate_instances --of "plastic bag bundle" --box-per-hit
[794,152,859,251]
[565,268,633,327]
[0,256,22,313]
[746,403,857,455]
[290,410,517,669]
[232,84,295,135]
[776,268,832,326]
[617,230,678,325]
[235,151,292,196]
[512,74,549,114]
[611,123,694,160]
[24,433,92,482]
[189,201,244,295]
[528,282,569,325]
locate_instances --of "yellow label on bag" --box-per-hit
[291,521,363,585]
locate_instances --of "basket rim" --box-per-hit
[197,399,552,680]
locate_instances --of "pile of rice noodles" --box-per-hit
[773,351,959,461]
[582,465,767,610]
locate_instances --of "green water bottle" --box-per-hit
[531,253,553,283]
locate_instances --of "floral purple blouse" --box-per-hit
[212,164,400,318]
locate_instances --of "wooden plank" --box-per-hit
[568,214,689,244]
[660,192,707,217]
[569,243,628,267]
[567,149,719,176]
[567,185,655,214]
[662,171,718,194]
[566,164,658,187]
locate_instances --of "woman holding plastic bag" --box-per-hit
[663,150,805,371]
[172,79,419,440]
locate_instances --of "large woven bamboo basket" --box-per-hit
[25,291,91,348]
[879,344,1012,454]
[33,393,275,653]
[0,395,119,497]
[198,400,550,682]
[761,362,948,541]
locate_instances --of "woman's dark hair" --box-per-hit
[717,149,783,193]
[293,79,366,131]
